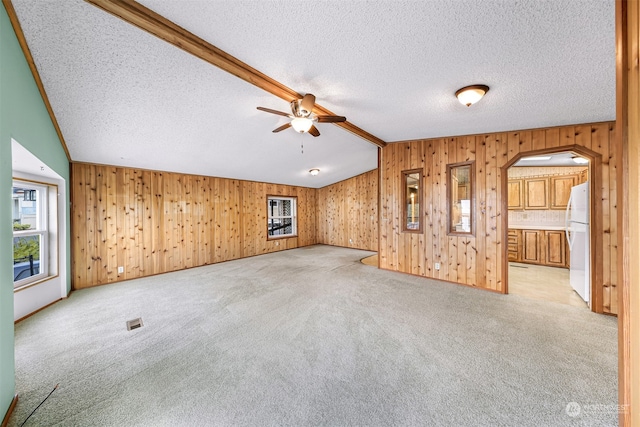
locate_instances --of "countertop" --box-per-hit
[509,225,566,231]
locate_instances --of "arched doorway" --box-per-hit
[502,145,602,313]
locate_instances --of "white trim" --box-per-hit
[267,196,297,237]
[12,180,50,288]
[12,138,68,321]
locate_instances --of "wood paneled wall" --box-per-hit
[380,122,619,315]
[71,163,317,289]
[316,169,378,251]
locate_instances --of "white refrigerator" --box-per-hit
[565,182,590,304]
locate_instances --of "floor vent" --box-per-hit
[126,318,144,331]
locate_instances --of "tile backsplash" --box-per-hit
[509,209,566,227]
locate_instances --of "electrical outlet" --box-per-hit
[435,262,440,271]
[275,241,279,246]
[118,266,124,274]
[349,238,353,244]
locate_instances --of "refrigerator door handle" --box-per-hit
[565,191,573,248]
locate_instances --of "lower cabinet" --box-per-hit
[544,230,566,266]
[508,228,568,268]
[522,230,541,263]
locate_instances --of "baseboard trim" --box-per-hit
[15,298,63,324]
[1,394,18,427]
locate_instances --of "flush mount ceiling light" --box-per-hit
[291,117,313,133]
[520,156,552,161]
[455,84,490,107]
[572,156,589,164]
[309,168,320,176]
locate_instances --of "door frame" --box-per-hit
[501,145,603,313]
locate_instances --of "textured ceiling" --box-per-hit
[11,0,615,188]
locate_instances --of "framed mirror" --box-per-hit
[402,169,422,233]
[447,161,474,235]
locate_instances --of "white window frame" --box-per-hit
[13,180,51,289]
[267,196,297,239]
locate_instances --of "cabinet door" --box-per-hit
[550,175,577,210]
[507,179,523,210]
[522,230,541,263]
[544,230,566,266]
[524,178,549,210]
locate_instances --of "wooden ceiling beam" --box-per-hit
[85,0,387,148]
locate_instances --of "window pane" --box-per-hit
[13,235,41,282]
[267,196,296,238]
[268,218,293,236]
[12,186,38,230]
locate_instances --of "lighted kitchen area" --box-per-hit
[507,152,590,308]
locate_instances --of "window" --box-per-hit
[12,180,52,288]
[267,196,297,238]
[402,169,422,232]
[447,162,474,235]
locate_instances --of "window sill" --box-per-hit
[267,234,298,241]
[13,274,59,293]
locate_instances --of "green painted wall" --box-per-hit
[1,3,70,416]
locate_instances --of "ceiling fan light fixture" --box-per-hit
[291,117,313,133]
[455,84,490,107]
[309,168,320,176]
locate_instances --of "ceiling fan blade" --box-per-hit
[257,106,291,117]
[316,115,347,123]
[308,125,320,137]
[272,122,292,133]
[300,94,316,116]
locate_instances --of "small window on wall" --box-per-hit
[447,161,474,235]
[402,169,422,233]
[267,196,297,238]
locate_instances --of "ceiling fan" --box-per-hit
[257,94,346,137]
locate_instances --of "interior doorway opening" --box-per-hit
[506,150,590,309]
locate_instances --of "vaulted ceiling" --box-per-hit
[10,0,615,188]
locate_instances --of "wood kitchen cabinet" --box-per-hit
[544,230,567,266]
[522,230,541,263]
[508,229,520,261]
[523,178,549,210]
[550,174,578,210]
[507,179,524,210]
[508,171,586,211]
[508,228,568,268]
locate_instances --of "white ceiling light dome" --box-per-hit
[291,117,313,133]
[455,85,490,107]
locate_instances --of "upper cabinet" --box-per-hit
[550,175,578,210]
[507,179,523,210]
[508,170,586,211]
[523,177,549,210]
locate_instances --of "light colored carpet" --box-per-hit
[9,245,618,426]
